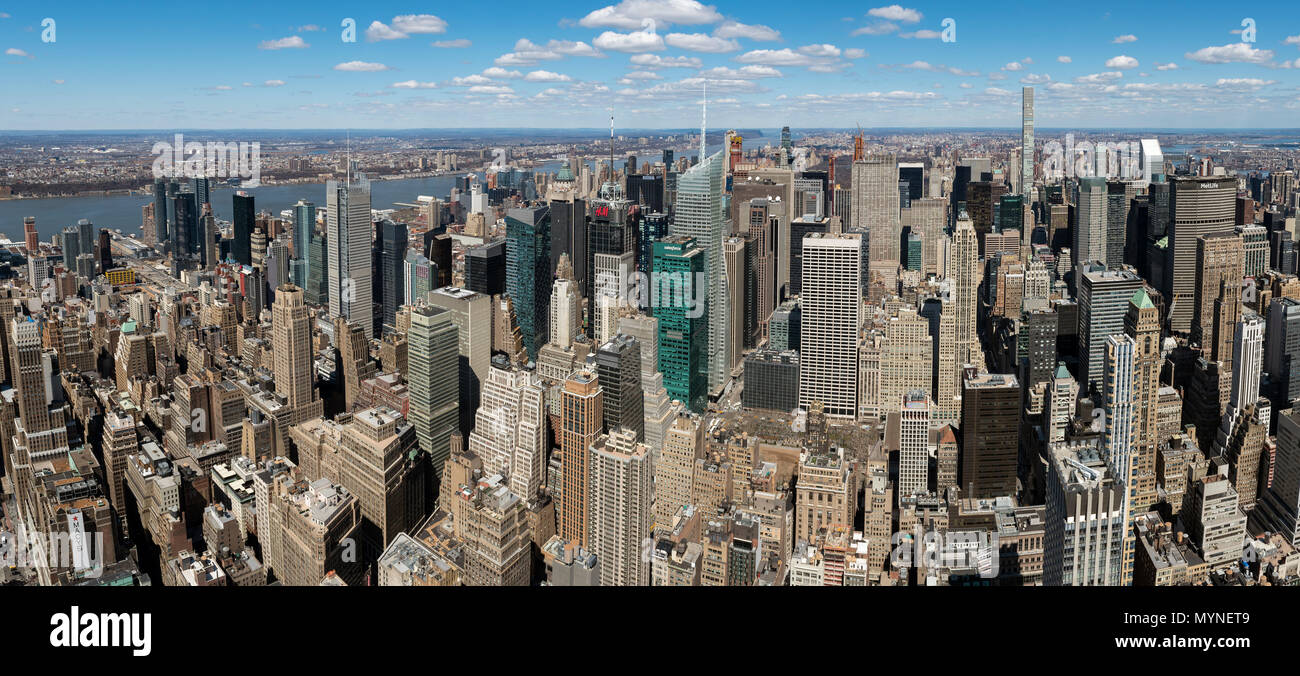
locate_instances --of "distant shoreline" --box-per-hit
[0,169,482,201]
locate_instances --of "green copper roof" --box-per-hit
[1055,362,1071,379]
[1130,288,1155,309]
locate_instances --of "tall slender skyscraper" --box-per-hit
[1125,288,1162,512]
[589,427,653,586]
[505,205,552,362]
[292,199,316,285]
[153,179,170,244]
[232,192,255,266]
[898,390,931,498]
[272,284,315,411]
[560,370,602,547]
[670,149,729,390]
[377,218,408,333]
[1103,334,1136,487]
[1074,177,1107,270]
[328,171,374,338]
[1021,86,1034,197]
[1229,312,1265,417]
[952,215,979,378]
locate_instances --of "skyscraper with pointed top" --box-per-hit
[671,149,729,391]
[327,167,373,338]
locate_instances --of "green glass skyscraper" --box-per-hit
[505,205,552,362]
[654,236,707,413]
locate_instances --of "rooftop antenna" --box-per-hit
[701,80,707,162]
[609,106,615,180]
[346,129,352,189]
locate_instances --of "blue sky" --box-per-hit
[1,1,1299,130]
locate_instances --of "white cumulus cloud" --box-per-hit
[713,20,779,41]
[665,32,738,53]
[259,36,308,50]
[524,70,572,82]
[579,0,721,29]
[867,5,922,23]
[392,80,438,89]
[1106,55,1139,69]
[1185,43,1274,64]
[334,61,390,72]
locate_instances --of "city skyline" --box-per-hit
[0,2,1299,130]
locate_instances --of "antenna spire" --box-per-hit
[609,107,615,181]
[701,80,707,161]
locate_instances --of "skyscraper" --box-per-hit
[1125,288,1162,511]
[377,218,408,333]
[1168,176,1236,333]
[505,205,552,361]
[596,334,643,441]
[327,172,374,338]
[851,153,900,282]
[1077,267,1144,393]
[654,237,707,413]
[670,149,729,390]
[898,390,932,498]
[232,192,255,266]
[153,178,169,244]
[1073,177,1107,270]
[467,361,547,501]
[1253,408,1300,546]
[799,233,862,418]
[408,305,459,477]
[589,427,653,586]
[1044,443,1128,586]
[292,199,316,285]
[1103,335,1137,490]
[560,370,602,547]
[1192,232,1243,366]
[1021,86,1034,197]
[960,373,1020,498]
[272,284,315,411]
[952,214,980,378]
[1230,312,1264,417]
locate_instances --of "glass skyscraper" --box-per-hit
[654,236,707,413]
[505,205,552,362]
[669,149,729,390]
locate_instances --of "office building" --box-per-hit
[961,373,1020,498]
[327,172,374,338]
[654,237,708,412]
[559,370,602,547]
[670,150,730,389]
[1168,176,1237,333]
[408,305,459,476]
[505,205,552,361]
[798,233,862,418]
[589,428,654,586]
